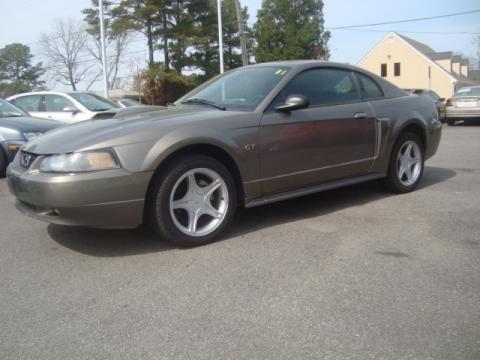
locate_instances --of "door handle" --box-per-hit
[353,112,367,119]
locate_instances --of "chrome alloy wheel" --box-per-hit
[396,140,422,186]
[169,168,229,237]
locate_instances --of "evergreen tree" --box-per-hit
[0,43,45,97]
[109,0,164,66]
[254,0,330,63]
[159,0,195,74]
[189,0,250,79]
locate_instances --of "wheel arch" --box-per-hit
[377,118,427,175]
[397,121,427,150]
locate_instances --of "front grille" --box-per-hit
[20,151,38,168]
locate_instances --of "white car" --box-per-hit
[7,91,120,123]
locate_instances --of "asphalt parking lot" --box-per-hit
[0,125,479,360]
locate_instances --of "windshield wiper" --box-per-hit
[181,98,226,111]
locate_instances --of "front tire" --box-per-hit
[147,155,237,247]
[383,132,424,193]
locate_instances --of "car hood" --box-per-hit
[23,105,231,154]
[90,105,165,119]
[0,116,62,132]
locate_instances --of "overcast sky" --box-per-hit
[0,0,479,91]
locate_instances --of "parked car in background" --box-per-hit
[7,91,120,123]
[0,98,61,177]
[445,86,480,126]
[405,89,446,122]
[113,98,143,108]
[7,61,442,246]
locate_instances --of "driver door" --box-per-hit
[258,68,376,196]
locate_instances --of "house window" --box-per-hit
[394,62,401,76]
[381,63,387,77]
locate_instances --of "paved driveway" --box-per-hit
[1,125,479,360]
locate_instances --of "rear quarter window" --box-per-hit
[356,73,383,99]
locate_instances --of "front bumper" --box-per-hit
[446,107,480,118]
[7,154,153,229]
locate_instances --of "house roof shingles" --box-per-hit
[396,33,435,55]
[394,32,478,85]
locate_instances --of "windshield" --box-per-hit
[178,66,289,111]
[455,87,480,97]
[0,98,28,118]
[69,93,120,111]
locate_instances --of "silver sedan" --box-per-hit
[446,86,480,126]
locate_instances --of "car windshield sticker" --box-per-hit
[275,69,288,75]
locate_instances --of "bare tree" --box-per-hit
[40,19,91,90]
[83,1,133,90]
[85,32,131,89]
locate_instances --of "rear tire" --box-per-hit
[382,132,424,193]
[147,155,237,247]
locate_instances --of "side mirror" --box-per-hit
[275,95,309,112]
[63,106,79,114]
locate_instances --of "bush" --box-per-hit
[141,65,197,105]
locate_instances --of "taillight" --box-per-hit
[445,98,453,107]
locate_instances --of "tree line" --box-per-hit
[1,0,331,102]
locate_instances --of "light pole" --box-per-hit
[217,0,224,73]
[99,0,109,98]
[234,0,248,66]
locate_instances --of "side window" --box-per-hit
[357,73,383,99]
[45,95,75,112]
[282,68,360,106]
[12,95,42,112]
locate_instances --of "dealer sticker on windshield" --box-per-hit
[275,69,288,75]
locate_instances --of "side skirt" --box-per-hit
[244,173,385,208]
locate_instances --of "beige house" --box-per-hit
[358,32,477,99]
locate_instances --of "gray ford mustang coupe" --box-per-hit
[7,61,442,246]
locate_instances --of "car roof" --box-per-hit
[246,60,354,71]
[247,60,407,99]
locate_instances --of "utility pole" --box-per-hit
[99,0,109,98]
[217,0,224,73]
[234,0,248,66]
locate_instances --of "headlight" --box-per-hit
[39,150,120,173]
[23,132,43,141]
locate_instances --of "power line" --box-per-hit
[329,9,480,30]
[17,8,480,48]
